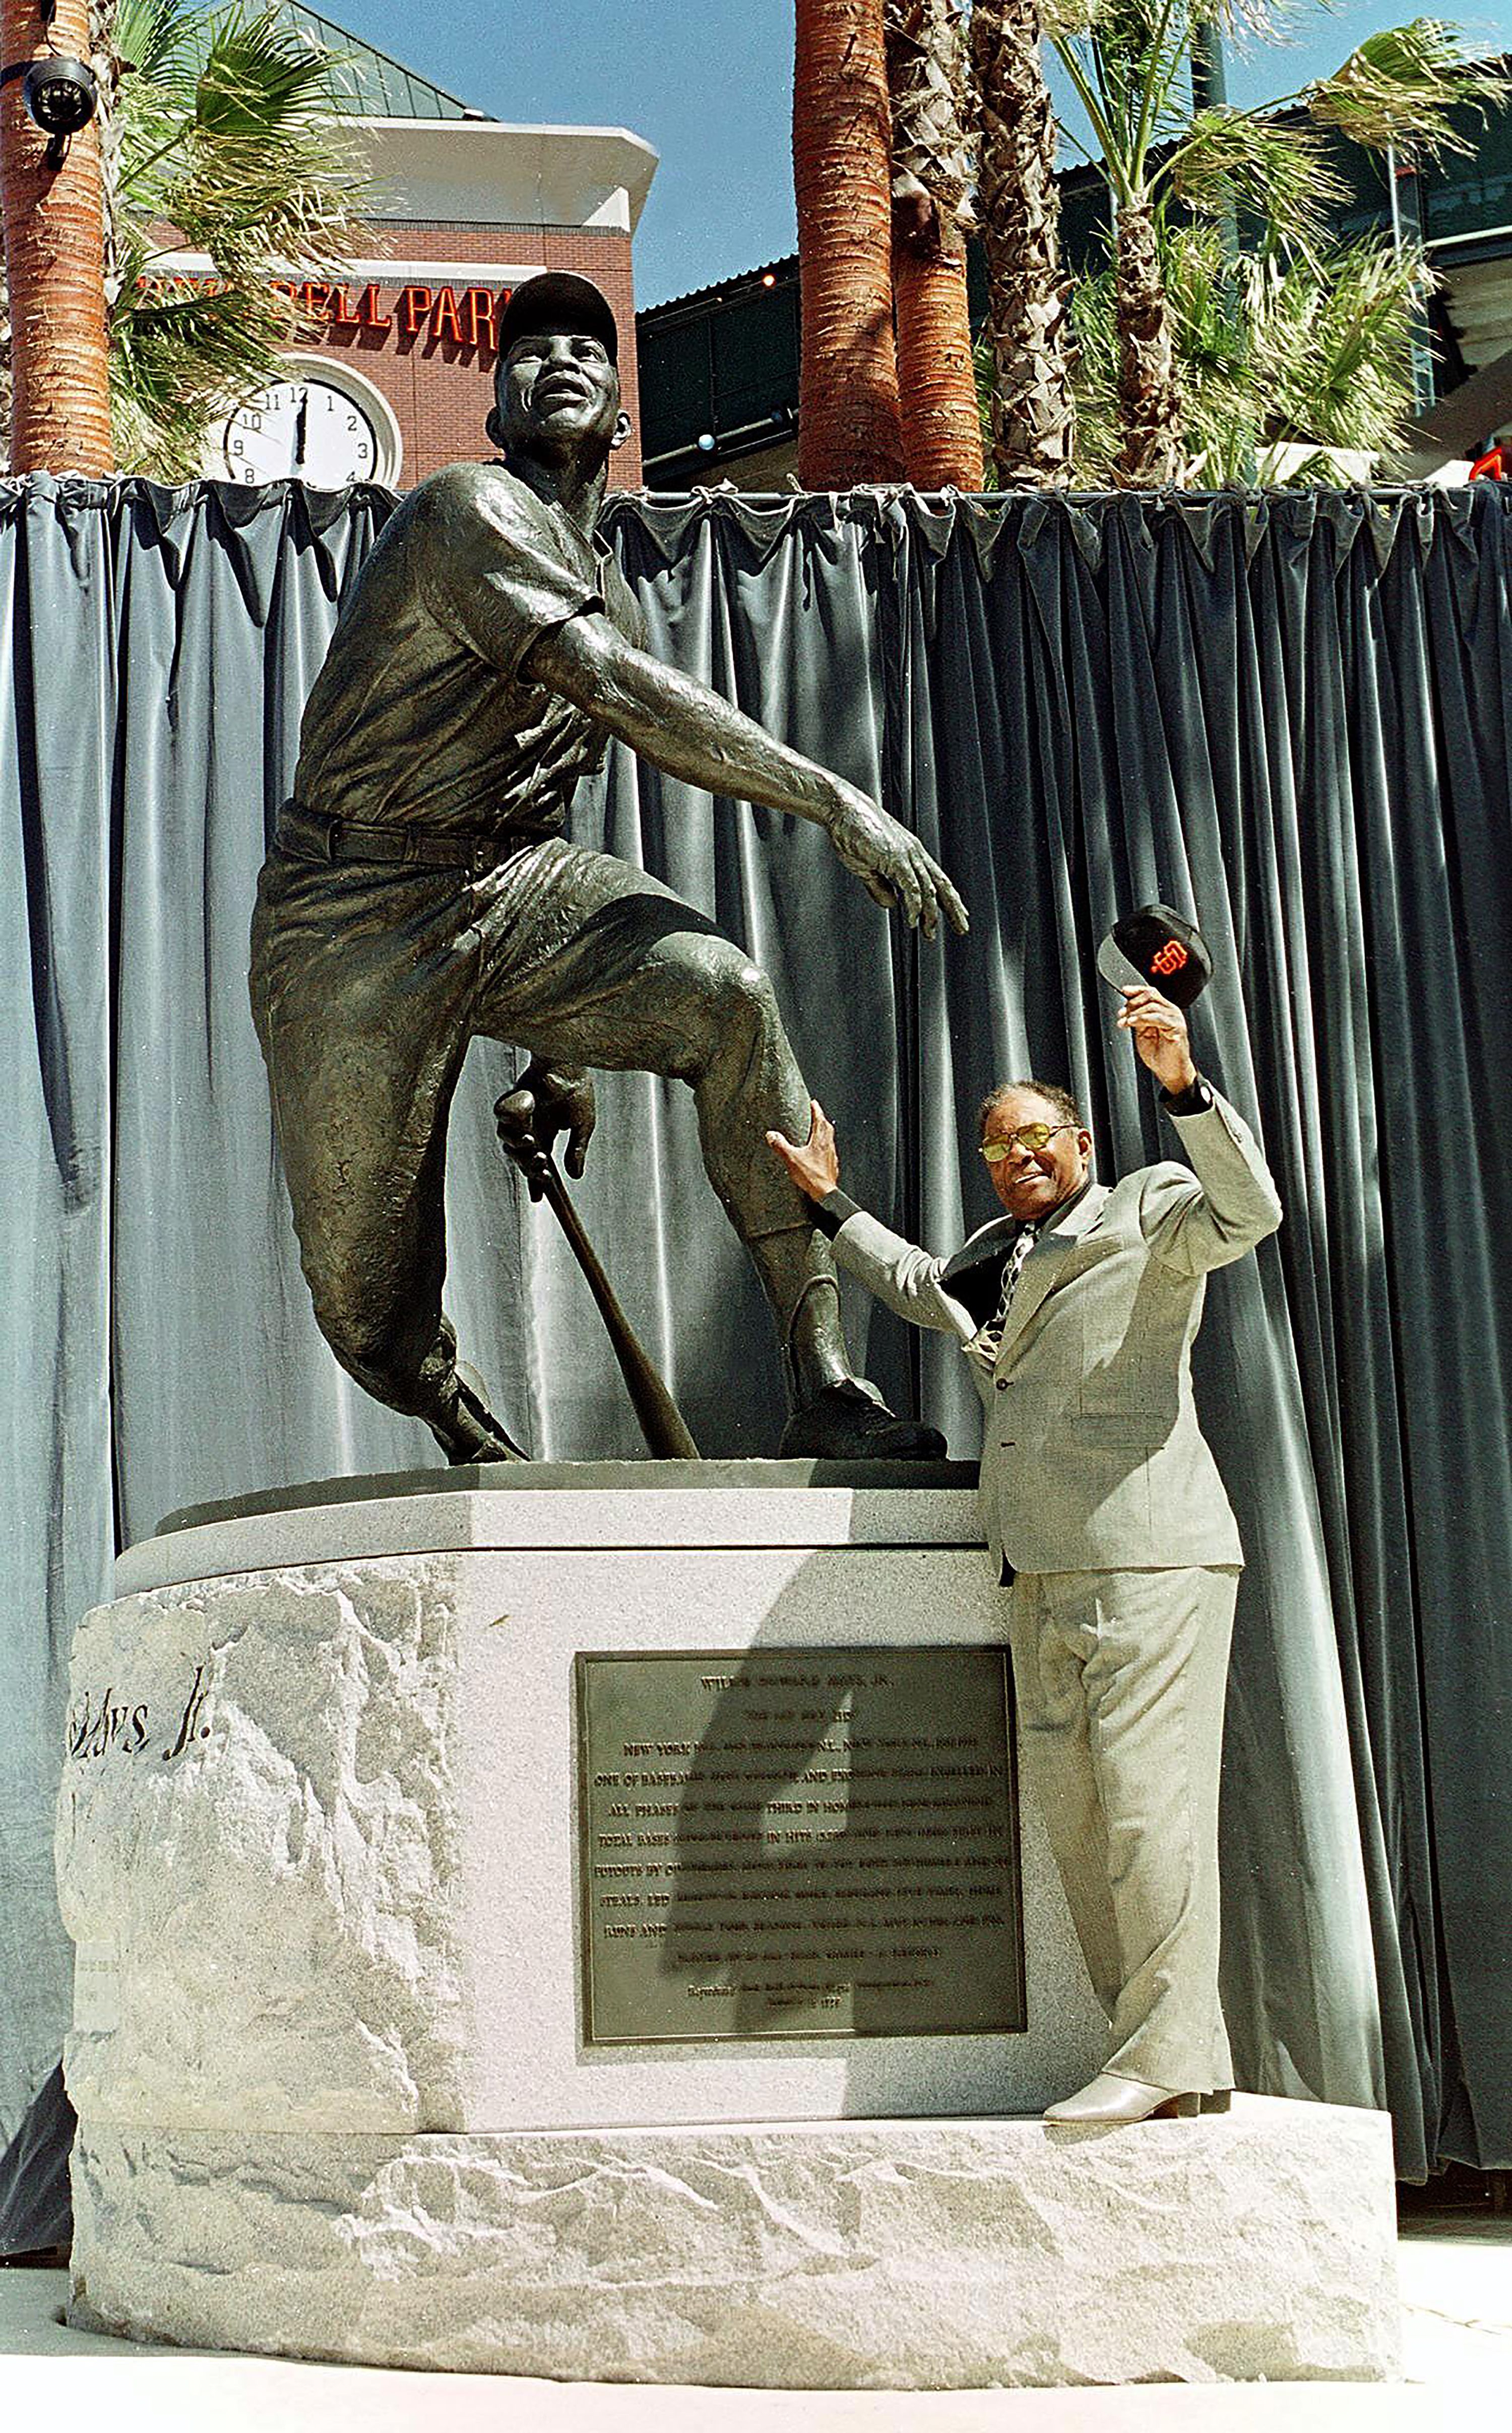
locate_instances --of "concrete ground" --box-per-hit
[1,2201,1506,2433]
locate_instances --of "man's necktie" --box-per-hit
[974,1226,1036,1367]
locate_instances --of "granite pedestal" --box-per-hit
[56,1465,1400,2386]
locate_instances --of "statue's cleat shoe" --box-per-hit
[437,1367,528,1464]
[448,1429,527,1466]
[779,1380,946,1462]
[1043,2073,1202,2124]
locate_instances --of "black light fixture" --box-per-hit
[22,53,98,162]
[1,1,98,170]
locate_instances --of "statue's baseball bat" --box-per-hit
[512,1142,701,1462]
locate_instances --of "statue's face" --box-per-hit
[491,321,628,462]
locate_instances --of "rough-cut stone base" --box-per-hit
[58,1485,1110,2135]
[69,2099,1400,2388]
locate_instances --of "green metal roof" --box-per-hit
[277,4,490,121]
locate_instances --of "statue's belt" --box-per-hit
[274,799,523,874]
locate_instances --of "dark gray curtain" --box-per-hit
[831,483,1512,2183]
[2,474,1507,2184]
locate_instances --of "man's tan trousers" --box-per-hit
[1008,1564,1239,2093]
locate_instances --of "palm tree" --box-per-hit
[793,0,906,486]
[1063,216,1436,486]
[885,0,983,488]
[1047,8,1503,485]
[970,0,1078,488]
[106,0,364,479]
[1,0,113,471]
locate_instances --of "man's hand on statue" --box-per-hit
[494,1062,597,1200]
[1118,986,1199,1095]
[766,1099,841,1201]
[823,783,969,941]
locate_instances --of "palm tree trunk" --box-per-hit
[88,0,122,310]
[1,0,112,471]
[1113,195,1183,485]
[886,0,982,488]
[892,213,983,487]
[970,0,1075,488]
[794,0,905,488]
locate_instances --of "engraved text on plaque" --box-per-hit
[577,1647,1024,2043]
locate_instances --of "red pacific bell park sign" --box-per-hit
[273,280,503,351]
[137,275,509,357]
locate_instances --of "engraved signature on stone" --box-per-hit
[65,1664,213,1765]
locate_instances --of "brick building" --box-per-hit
[161,7,656,490]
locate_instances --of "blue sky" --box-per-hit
[334,1,1510,306]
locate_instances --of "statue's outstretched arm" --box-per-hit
[525,612,968,941]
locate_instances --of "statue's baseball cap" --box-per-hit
[495,272,620,363]
[1096,904,1213,1008]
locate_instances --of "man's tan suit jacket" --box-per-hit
[830,1091,1283,1577]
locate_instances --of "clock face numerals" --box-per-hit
[221,378,381,485]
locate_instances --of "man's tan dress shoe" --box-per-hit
[1043,2072,1201,2123]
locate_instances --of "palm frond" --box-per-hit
[1128,218,1257,482]
[194,4,348,143]
[114,0,202,99]
[1060,267,1122,482]
[1082,0,1199,168]
[1185,0,1301,38]
[1165,106,1341,250]
[1245,236,1430,450]
[1305,18,1507,158]
[1038,0,1102,41]
[111,283,297,480]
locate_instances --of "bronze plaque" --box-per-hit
[576,1647,1025,2044]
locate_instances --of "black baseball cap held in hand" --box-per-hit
[1096,904,1214,1009]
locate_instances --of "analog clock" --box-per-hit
[217,373,389,487]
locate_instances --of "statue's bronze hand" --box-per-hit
[824,782,969,941]
[494,1062,597,1201]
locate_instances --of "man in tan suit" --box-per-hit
[769,983,1282,2123]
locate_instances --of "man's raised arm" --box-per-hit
[525,611,968,940]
